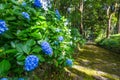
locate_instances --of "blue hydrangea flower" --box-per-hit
[55,9,61,20]
[66,59,73,67]
[0,78,8,80]
[22,2,27,7]
[41,41,53,55]
[22,12,30,20]
[0,20,8,34]
[24,55,39,71]
[34,0,42,8]
[18,78,24,80]
[58,36,64,41]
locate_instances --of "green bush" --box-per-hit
[97,34,120,53]
[70,28,86,46]
[0,0,84,78]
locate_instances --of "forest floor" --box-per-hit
[66,43,120,80]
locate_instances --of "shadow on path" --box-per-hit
[67,44,120,80]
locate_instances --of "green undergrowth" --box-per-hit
[97,34,120,54]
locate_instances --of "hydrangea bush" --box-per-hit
[0,0,83,78]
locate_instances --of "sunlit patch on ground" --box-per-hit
[67,44,120,80]
[72,65,119,80]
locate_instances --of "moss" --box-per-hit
[71,44,120,80]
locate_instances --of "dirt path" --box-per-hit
[67,44,120,80]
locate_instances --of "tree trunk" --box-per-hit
[118,11,120,33]
[106,14,113,38]
[106,6,111,38]
[106,6,110,38]
[79,0,83,35]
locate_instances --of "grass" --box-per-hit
[68,44,120,80]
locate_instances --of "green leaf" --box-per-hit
[15,52,23,57]
[54,60,58,67]
[5,49,17,54]
[32,46,41,53]
[11,41,16,48]
[37,54,45,62]
[3,33,13,39]
[6,17,16,21]
[0,48,3,53]
[16,54,25,61]
[31,32,42,39]
[0,60,11,74]
[11,0,19,5]
[22,45,31,54]
[16,44,23,53]
[26,39,36,47]
[58,55,64,60]
[16,30,28,39]
[39,16,46,21]
[0,4,5,10]
[17,61,24,66]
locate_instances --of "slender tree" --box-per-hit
[79,0,84,35]
[106,3,116,38]
[117,7,120,33]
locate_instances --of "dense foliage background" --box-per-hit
[53,0,120,53]
[0,0,120,79]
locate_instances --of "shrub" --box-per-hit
[98,34,120,53]
[0,0,83,77]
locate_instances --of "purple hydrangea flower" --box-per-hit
[55,9,61,20]
[66,59,73,67]
[0,78,8,80]
[0,20,8,34]
[24,55,39,71]
[34,0,42,8]
[41,41,53,55]
[58,36,64,41]
[22,12,30,20]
